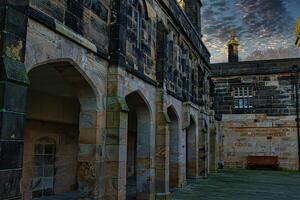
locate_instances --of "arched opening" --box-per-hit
[125,91,152,200]
[186,116,197,178]
[22,62,98,199]
[167,106,180,189]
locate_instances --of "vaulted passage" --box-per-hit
[22,62,99,199]
[125,91,153,200]
[167,106,180,189]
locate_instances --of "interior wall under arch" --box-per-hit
[125,91,153,200]
[22,62,100,199]
[186,116,197,178]
[167,106,180,189]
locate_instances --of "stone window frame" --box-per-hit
[134,0,149,51]
[233,86,254,109]
[136,4,143,50]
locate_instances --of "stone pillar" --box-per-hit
[209,121,217,172]
[104,98,128,200]
[78,110,106,199]
[105,0,128,198]
[0,1,29,199]
[204,122,209,176]
[155,89,170,200]
[198,118,207,177]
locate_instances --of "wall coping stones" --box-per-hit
[211,58,300,77]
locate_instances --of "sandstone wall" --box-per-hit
[212,59,300,170]
[221,114,298,170]
[0,0,217,199]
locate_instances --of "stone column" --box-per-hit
[78,110,106,199]
[198,118,207,177]
[105,0,129,198]
[204,122,209,177]
[105,0,128,198]
[104,97,128,200]
[0,1,29,199]
[155,89,171,200]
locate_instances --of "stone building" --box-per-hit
[0,0,220,199]
[212,33,300,171]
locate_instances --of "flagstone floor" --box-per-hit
[171,170,300,200]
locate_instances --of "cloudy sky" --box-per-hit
[201,0,300,63]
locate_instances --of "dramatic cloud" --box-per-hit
[202,0,300,63]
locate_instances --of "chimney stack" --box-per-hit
[296,17,300,48]
[228,31,239,63]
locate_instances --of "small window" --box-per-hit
[234,87,253,109]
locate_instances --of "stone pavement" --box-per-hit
[171,170,300,200]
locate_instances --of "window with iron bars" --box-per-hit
[234,87,253,109]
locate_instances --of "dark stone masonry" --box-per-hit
[0,0,221,200]
[212,48,300,170]
[0,0,299,199]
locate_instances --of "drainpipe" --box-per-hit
[293,65,300,171]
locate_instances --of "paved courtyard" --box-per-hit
[171,170,300,200]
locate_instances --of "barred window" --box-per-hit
[234,87,253,109]
[32,138,56,198]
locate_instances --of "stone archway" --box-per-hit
[167,106,180,189]
[186,116,197,178]
[125,91,153,200]
[22,61,102,199]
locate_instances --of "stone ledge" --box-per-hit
[211,58,300,77]
[27,7,109,60]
